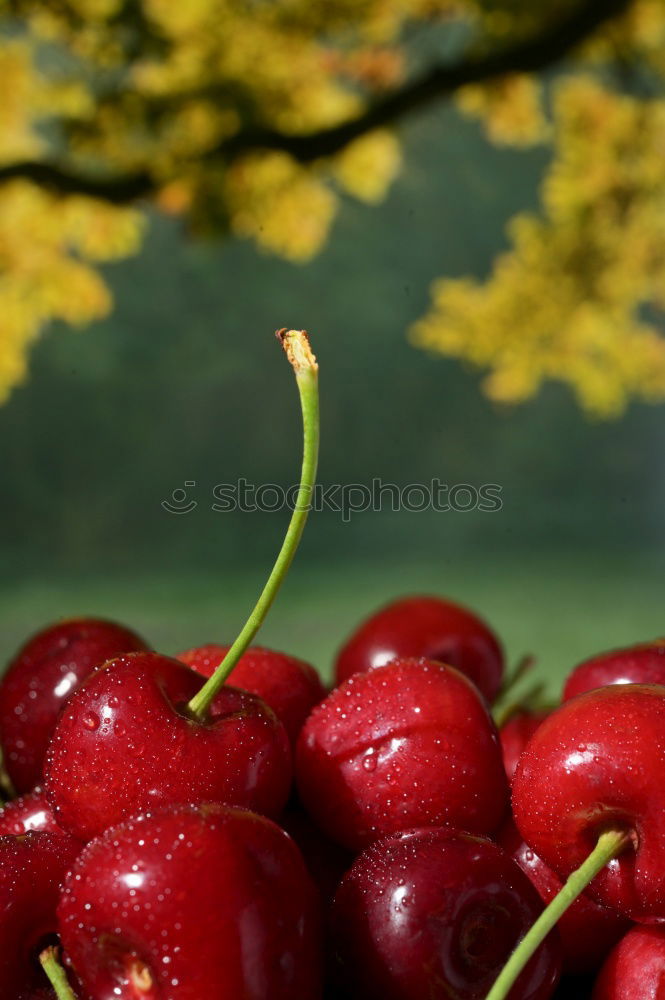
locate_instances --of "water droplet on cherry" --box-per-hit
[82,711,100,731]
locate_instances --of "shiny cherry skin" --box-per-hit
[0,617,148,792]
[334,595,504,702]
[45,652,292,841]
[177,643,325,746]
[331,827,561,1000]
[513,684,665,922]
[296,657,508,851]
[563,641,665,701]
[58,803,322,1000]
[0,831,81,996]
[592,926,665,999]
[500,711,549,783]
[0,788,62,835]
[498,820,631,974]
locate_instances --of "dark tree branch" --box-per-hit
[220,0,633,162]
[0,0,633,203]
[0,160,154,202]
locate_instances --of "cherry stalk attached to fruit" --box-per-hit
[487,683,665,999]
[45,330,320,840]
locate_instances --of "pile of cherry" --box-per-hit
[1,595,664,1000]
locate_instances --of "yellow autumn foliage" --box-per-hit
[414,75,665,416]
[457,74,549,146]
[0,0,422,397]
[0,181,144,402]
[225,153,337,262]
[1,0,665,416]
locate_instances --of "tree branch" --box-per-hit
[0,160,153,202]
[221,0,633,162]
[0,0,633,203]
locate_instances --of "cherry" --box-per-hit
[512,684,665,922]
[58,803,322,1000]
[500,711,549,783]
[334,594,504,702]
[44,652,292,841]
[563,641,665,701]
[0,788,62,835]
[331,826,561,1000]
[497,820,631,974]
[0,831,81,996]
[177,643,325,746]
[0,617,148,792]
[592,925,665,999]
[296,657,508,850]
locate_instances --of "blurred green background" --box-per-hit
[1,105,663,691]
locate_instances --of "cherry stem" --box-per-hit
[492,680,548,729]
[486,828,631,1000]
[40,946,77,1000]
[187,330,319,721]
[493,652,536,710]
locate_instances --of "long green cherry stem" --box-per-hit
[40,946,77,1000]
[187,329,319,721]
[486,829,630,1000]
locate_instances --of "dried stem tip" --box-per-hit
[39,946,77,1000]
[276,329,318,374]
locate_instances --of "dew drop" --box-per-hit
[82,711,100,731]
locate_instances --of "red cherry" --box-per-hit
[592,925,665,999]
[177,643,325,746]
[513,684,665,922]
[0,831,81,996]
[500,711,549,783]
[564,641,665,701]
[58,803,322,1000]
[497,820,631,974]
[0,617,148,792]
[296,657,508,850]
[331,827,561,1000]
[0,788,62,835]
[44,652,292,841]
[334,595,504,701]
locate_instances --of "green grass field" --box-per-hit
[1,543,662,696]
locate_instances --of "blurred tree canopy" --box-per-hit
[0,0,664,416]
